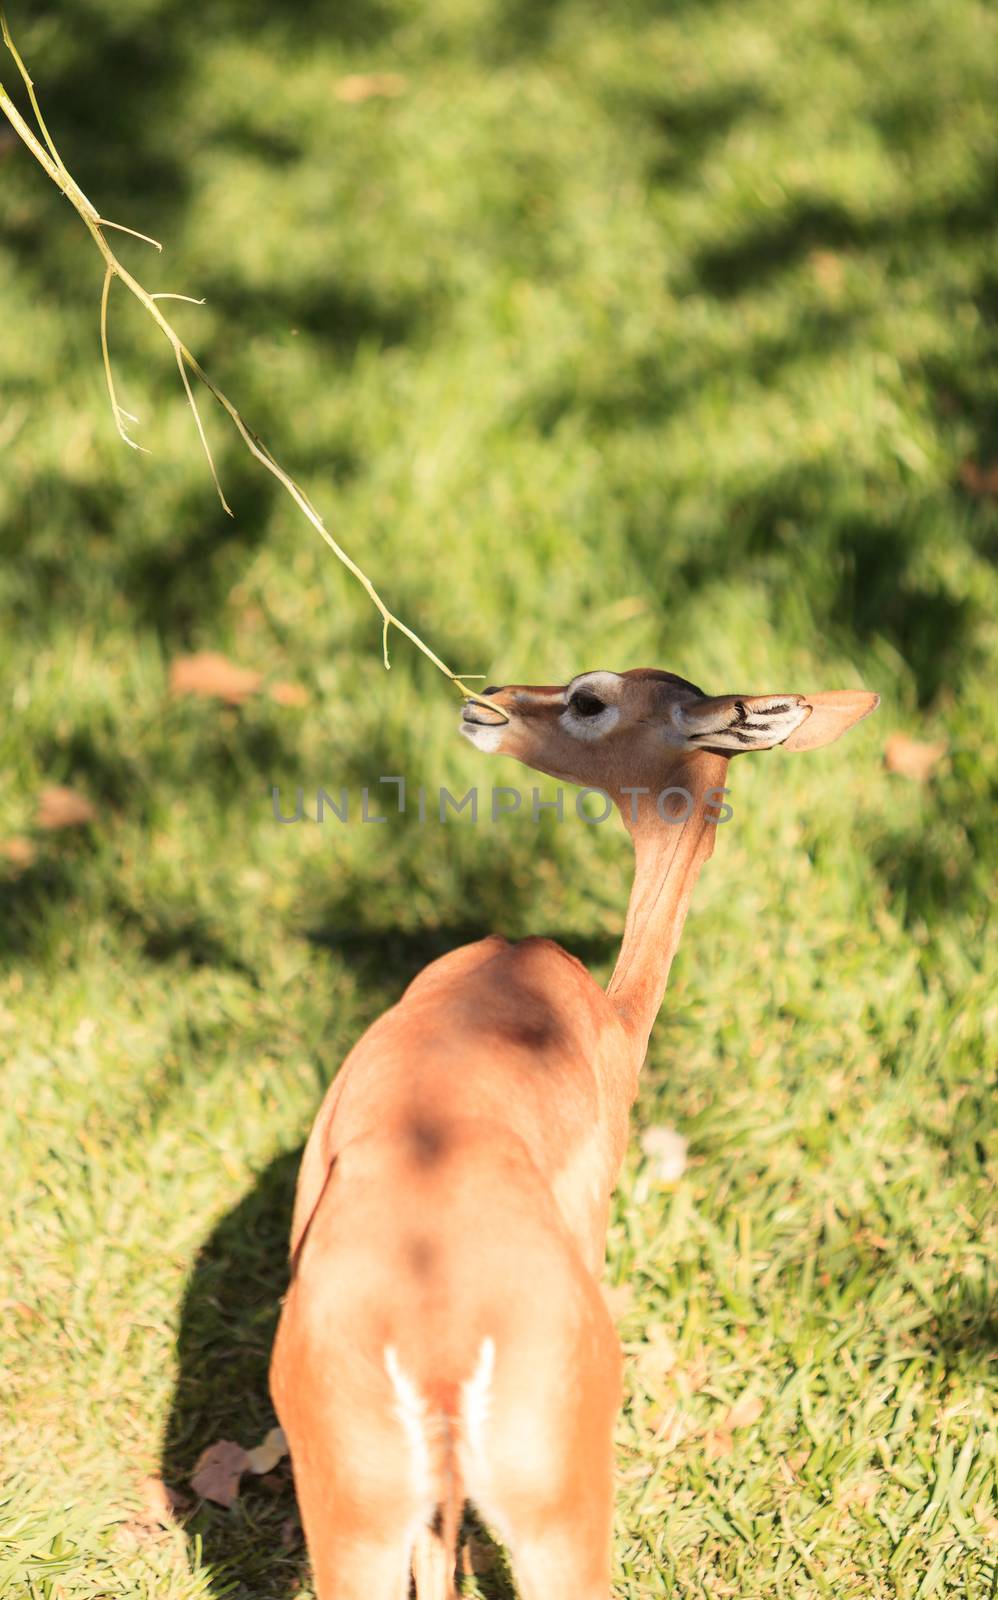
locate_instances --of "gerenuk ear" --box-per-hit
[671,693,811,751]
[671,689,879,753]
[780,690,880,751]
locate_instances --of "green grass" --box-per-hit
[1,0,996,1595]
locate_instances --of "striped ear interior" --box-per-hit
[672,694,810,751]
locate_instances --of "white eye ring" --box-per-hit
[560,702,621,742]
[560,670,624,741]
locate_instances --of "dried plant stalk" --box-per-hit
[0,10,505,716]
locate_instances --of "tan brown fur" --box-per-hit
[270,668,878,1598]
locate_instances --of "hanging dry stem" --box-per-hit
[0,10,506,716]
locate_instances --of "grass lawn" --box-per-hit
[1,0,996,1595]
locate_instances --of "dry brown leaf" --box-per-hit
[335,73,407,103]
[246,1425,288,1475]
[281,1514,302,1549]
[810,249,844,294]
[884,733,948,782]
[169,651,262,706]
[138,1475,188,1526]
[635,1324,678,1383]
[462,1533,497,1576]
[888,734,949,780]
[844,1472,879,1512]
[3,1300,40,1324]
[786,1448,810,1474]
[115,1522,150,1551]
[974,1498,998,1539]
[704,1429,734,1461]
[960,460,998,497]
[0,837,35,868]
[646,1401,692,1454]
[36,786,96,829]
[116,1477,188,1549]
[675,1347,709,1395]
[723,1392,764,1431]
[269,680,310,708]
[639,1125,688,1184]
[190,1439,250,1507]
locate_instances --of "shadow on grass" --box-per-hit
[6,0,406,264]
[1,3,192,305]
[521,306,860,438]
[934,258,998,563]
[688,166,998,300]
[516,135,997,712]
[0,845,97,967]
[624,458,978,710]
[0,702,310,968]
[196,276,441,360]
[643,79,774,185]
[2,0,431,650]
[161,1146,306,1600]
[929,1278,998,1363]
[870,825,988,930]
[117,471,281,644]
[1,451,293,650]
[307,919,617,980]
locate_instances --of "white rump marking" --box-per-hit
[384,1345,433,1502]
[457,1334,497,1520]
[461,1336,495,1463]
[385,1338,498,1537]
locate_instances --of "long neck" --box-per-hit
[606,752,729,1060]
